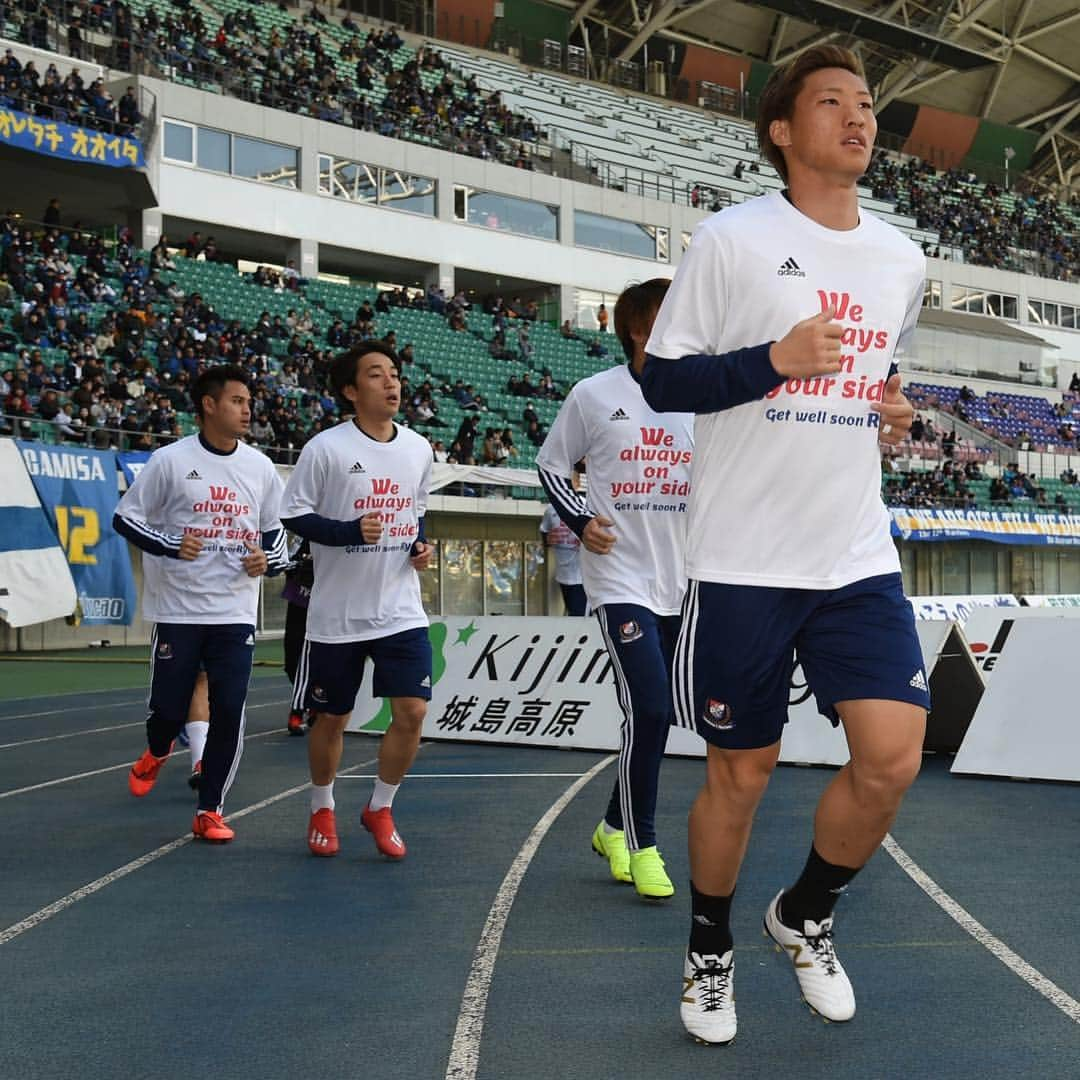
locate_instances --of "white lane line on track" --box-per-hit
[0,754,381,947]
[0,720,144,749]
[0,713,293,799]
[0,699,291,752]
[0,683,287,724]
[883,833,1080,1025]
[444,754,615,1080]
[338,773,589,779]
[0,699,146,722]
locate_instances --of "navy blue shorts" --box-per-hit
[296,627,432,716]
[675,573,930,751]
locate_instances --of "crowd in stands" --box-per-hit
[0,208,570,467]
[7,0,1080,275]
[882,458,985,510]
[0,46,142,135]
[907,382,1080,452]
[4,0,543,170]
[866,155,1079,281]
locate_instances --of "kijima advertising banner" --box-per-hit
[344,616,949,765]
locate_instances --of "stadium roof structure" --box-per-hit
[558,0,1080,190]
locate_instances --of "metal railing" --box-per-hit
[0,411,314,464]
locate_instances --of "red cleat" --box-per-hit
[308,808,339,856]
[361,804,406,859]
[286,711,306,737]
[128,744,172,797]
[192,811,235,843]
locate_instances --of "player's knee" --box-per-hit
[390,699,426,734]
[706,749,775,810]
[853,748,921,805]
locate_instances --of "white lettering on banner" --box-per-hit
[344,618,954,766]
[1021,594,1080,608]
[19,447,106,483]
[908,595,1020,623]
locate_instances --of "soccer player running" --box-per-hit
[281,343,433,860]
[538,279,693,901]
[641,46,925,1043]
[281,537,314,736]
[116,364,288,843]
[539,475,586,616]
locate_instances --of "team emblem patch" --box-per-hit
[618,620,643,643]
[311,685,328,704]
[702,698,734,730]
[156,642,173,660]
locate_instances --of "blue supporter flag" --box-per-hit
[0,108,144,168]
[117,449,153,487]
[0,438,77,627]
[15,442,137,625]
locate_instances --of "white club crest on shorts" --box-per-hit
[703,698,734,730]
[619,620,643,643]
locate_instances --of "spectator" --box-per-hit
[43,198,60,227]
[118,86,141,131]
[597,303,608,332]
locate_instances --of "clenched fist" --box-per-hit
[582,516,616,555]
[359,512,384,544]
[770,305,844,378]
[178,533,203,561]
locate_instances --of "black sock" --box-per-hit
[780,846,861,928]
[689,882,734,957]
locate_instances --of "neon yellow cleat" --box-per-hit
[591,822,632,883]
[629,846,675,901]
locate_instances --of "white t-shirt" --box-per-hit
[646,192,924,590]
[539,505,583,586]
[281,420,432,643]
[537,364,694,614]
[116,436,284,625]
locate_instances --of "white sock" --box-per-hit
[310,782,335,813]
[186,721,209,769]
[369,777,399,811]
[603,821,621,835]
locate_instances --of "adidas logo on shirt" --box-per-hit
[909,669,928,691]
[609,408,630,421]
[348,462,366,474]
[777,257,806,278]
[185,469,202,480]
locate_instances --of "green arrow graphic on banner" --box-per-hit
[358,621,450,731]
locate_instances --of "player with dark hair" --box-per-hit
[641,45,922,1043]
[281,343,434,860]
[115,364,288,842]
[537,279,694,901]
